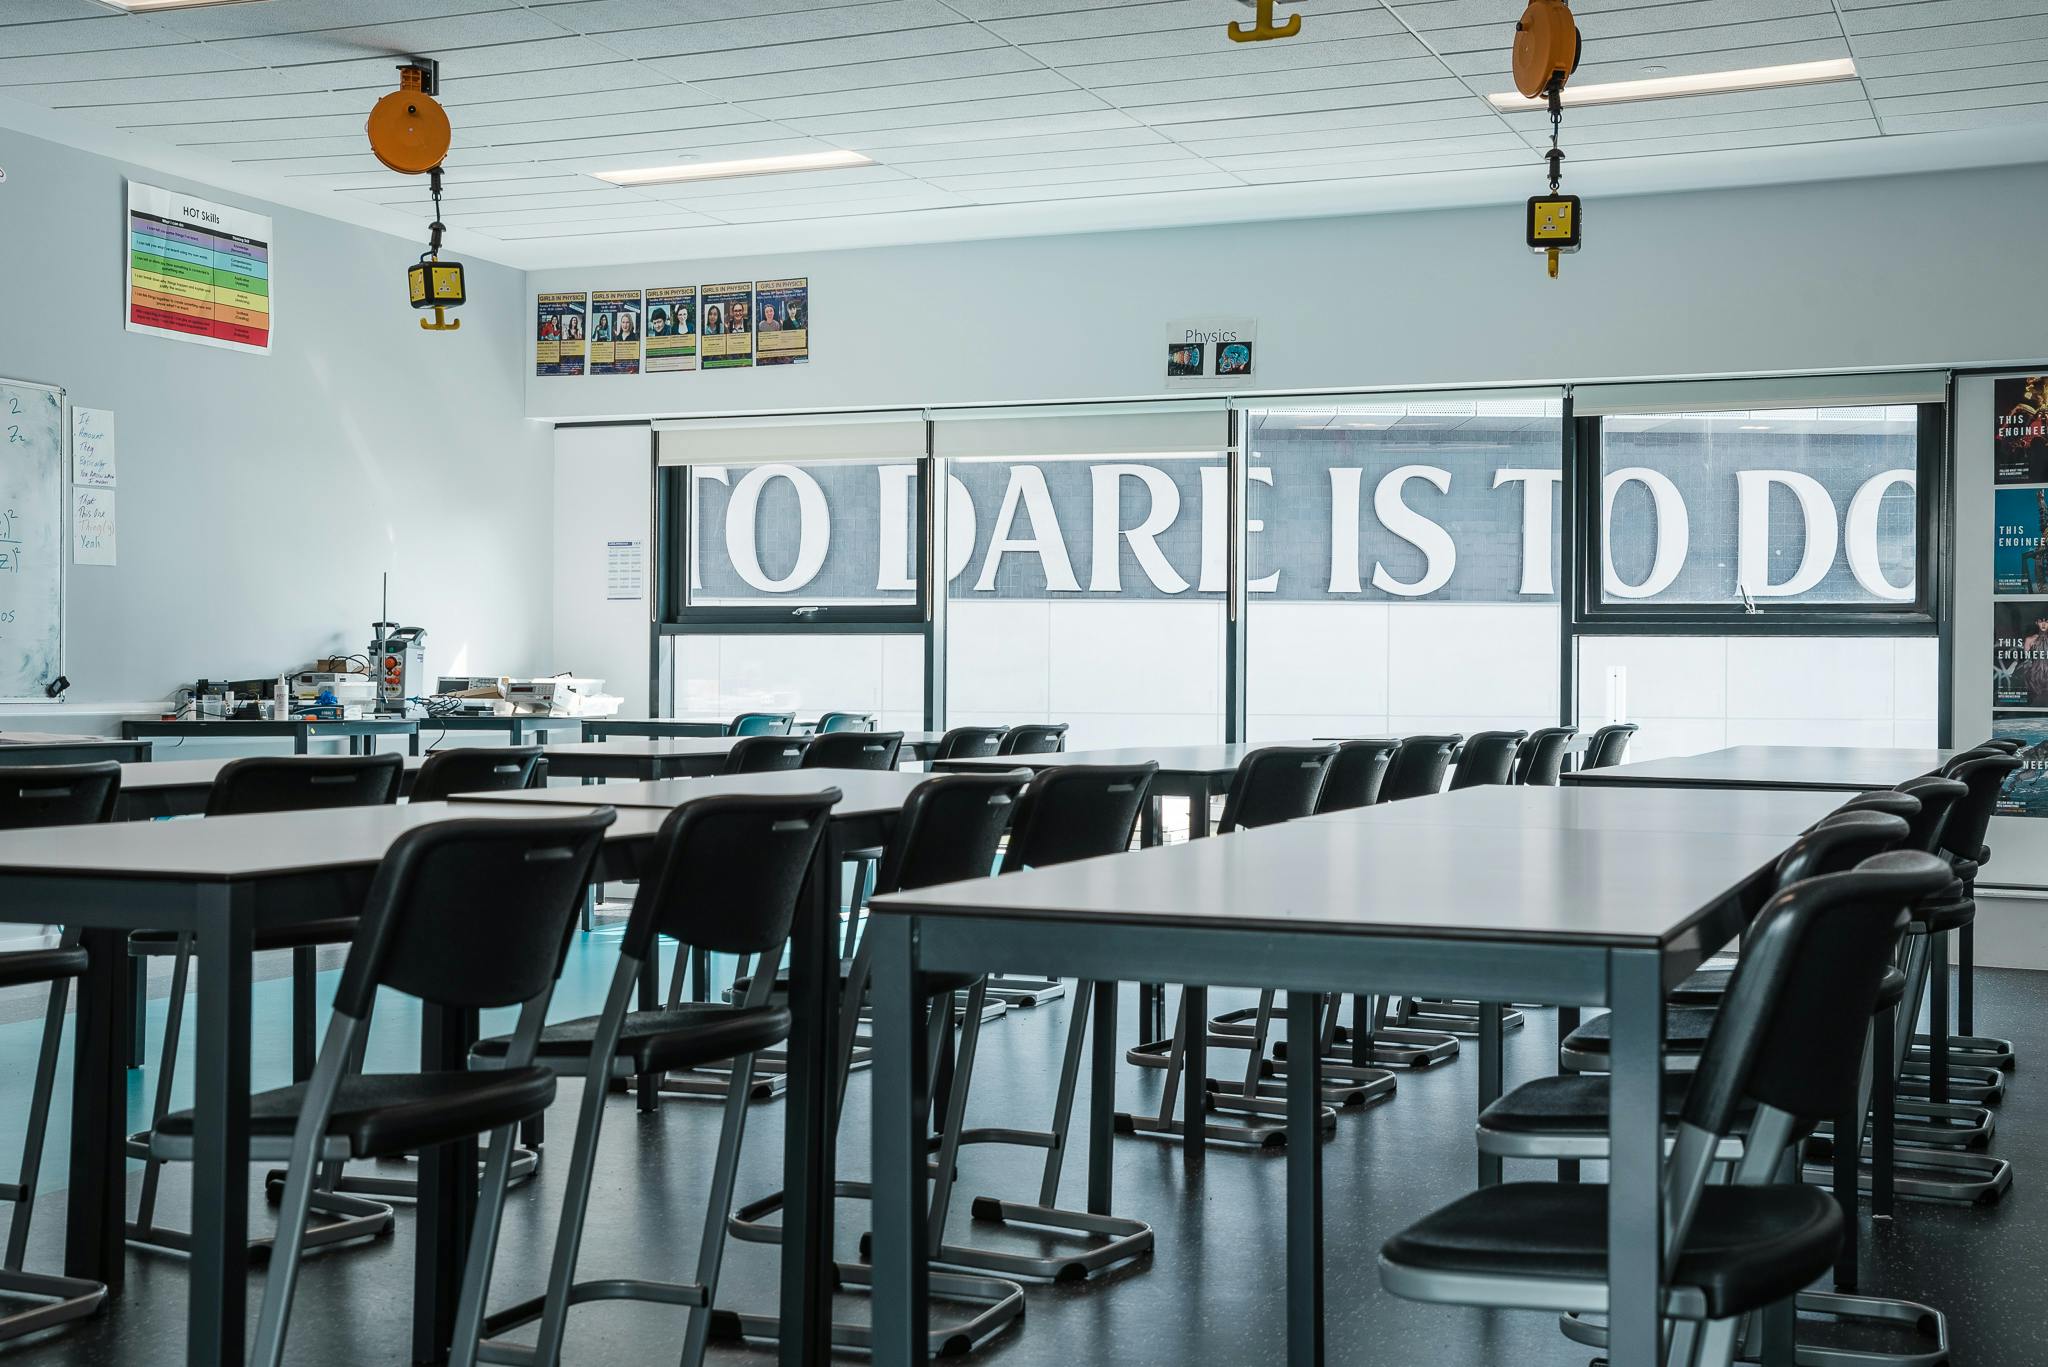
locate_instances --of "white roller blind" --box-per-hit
[1574,372,1947,417]
[1232,386,1563,415]
[656,410,925,466]
[933,400,1229,459]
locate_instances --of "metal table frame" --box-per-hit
[0,738,153,765]
[121,717,422,756]
[415,715,585,747]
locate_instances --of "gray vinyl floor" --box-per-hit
[0,937,2040,1366]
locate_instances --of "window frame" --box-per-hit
[1570,402,1946,636]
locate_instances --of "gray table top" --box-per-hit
[936,741,1327,780]
[0,800,666,892]
[1563,745,1957,793]
[420,714,583,728]
[123,717,418,733]
[874,791,1796,948]
[1310,783,1844,836]
[117,754,429,792]
[458,767,940,819]
[541,737,742,760]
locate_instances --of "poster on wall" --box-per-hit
[1991,714,2048,815]
[1993,599,2048,708]
[589,289,642,375]
[535,292,588,376]
[1995,376,2048,483]
[1164,317,1256,390]
[755,278,809,365]
[126,181,272,354]
[644,286,698,372]
[700,282,754,369]
[1996,487,2048,594]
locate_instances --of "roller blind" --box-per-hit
[1573,372,1947,417]
[656,410,925,466]
[1231,386,1563,414]
[932,400,1229,460]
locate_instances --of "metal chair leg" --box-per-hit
[682,1048,764,1367]
[4,966,69,1270]
[448,1122,524,1367]
[131,933,193,1235]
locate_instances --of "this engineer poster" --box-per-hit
[1995,376,2048,484]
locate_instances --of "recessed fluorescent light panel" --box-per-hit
[1487,58,1857,111]
[593,150,873,187]
[96,0,265,11]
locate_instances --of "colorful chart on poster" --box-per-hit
[645,286,698,372]
[701,282,754,369]
[755,278,809,366]
[535,293,588,376]
[126,181,272,354]
[590,289,642,375]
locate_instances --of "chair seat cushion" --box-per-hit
[472,1004,791,1074]
[1671,964,1906,1010]
[157,1068,555,1160]
[0,946,88,987]
[1564,1006,1717,1060]
[1382,1181,1841,1320]
[131,917,359,954]
[1479,1074,1698,1136]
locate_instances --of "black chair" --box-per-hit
[1314,739,1397,813]
[802,730,903,771]
[147,810,613,1367]
[815,711,875,733]
[0,763,121,1342]
[1448,730,1527,789]
[1583,721,1639,769]
[720,735,806,774]
[1513,726,1578,786]
[410,746,546,802]
[466,792,838,1367]
[1921,748,2025,1084]
[931,725,1007,761]
[728,711,795,736]
[1382,850,1954,1367]
[130,753,406,1256]
[1378,734,1460,802]
[997,722,1068,756]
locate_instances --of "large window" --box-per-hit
[670,633,926,733]
[1242,396,1563,740]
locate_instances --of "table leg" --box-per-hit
[869,914,927,1367]
[1477,1002,1503,1188]
[1183,985,1206,1169]
[1286,991,1324,1367]
[66,926,129,1291]
[1608,950,1665,1367]
[294,730,309,756]
[127,954,146,1069]
[414,1003,480,1364]
[1089,980,1116,1216]
[190,885,254,1367]
[1187,782,1212,839]
[779,828,840,1367]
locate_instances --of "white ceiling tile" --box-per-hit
[959,170,1242,203]
[641,24,1002,84]
[737,68,1074,121]
[782,89,1113,137]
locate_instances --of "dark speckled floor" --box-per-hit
[2,954,2042,1366]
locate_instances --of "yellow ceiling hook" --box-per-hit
[419,306,461,332]
[1228,0,1301,43]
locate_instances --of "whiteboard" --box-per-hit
[0,381,64,698]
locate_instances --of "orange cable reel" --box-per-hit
[368,62,466,331]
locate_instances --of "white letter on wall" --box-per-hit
[1091,464,1189,593]
[875,463,916,592]
[1737,470,1838,599]
[946,474,976,584]
[1198,466,1278,593]
[974,465,1080,592]
[726,463,829,593]
[1371,465,1456,597]
[1493,468,1563,596]
[690,467,730,592]
[1601,467,1689,600]
[1328,467,1364,594]
[1845,470,1916,601]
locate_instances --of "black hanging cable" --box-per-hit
[425,164,447,260]
[1545,78,1565,195]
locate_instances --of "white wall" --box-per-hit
[551,425,652,719]
[0,126,550,730]
[528,163,2048,422]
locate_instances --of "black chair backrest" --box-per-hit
[1685,851,1953,1135]
[1775,809,1910,886]
[0,761,122,828]
[207,753,405,818]
[1314,739,1397,814]
[1975,737,2025,755]
[333,808,616,1017]
[873,772,1029,896]
[933,726,1006,761]
[1937,751,2023,867]
[803,731,903,771]
[1001,763,1157,871]
[621,791,838,960]
[1218,745,1336,832]
[1889,776,1968,855]
[815,711,875,734]
[998,723,1069,756]
[730,711,796,736]
[1448,730,1526,790]
[1379,735,1459,803]
[1584,722,1639,769]
[1512,727,1578,786]
[409,747,545,803]
[722,736,807,775]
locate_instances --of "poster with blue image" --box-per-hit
[1995,487,2048,594]
[1991,714,2048,816]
